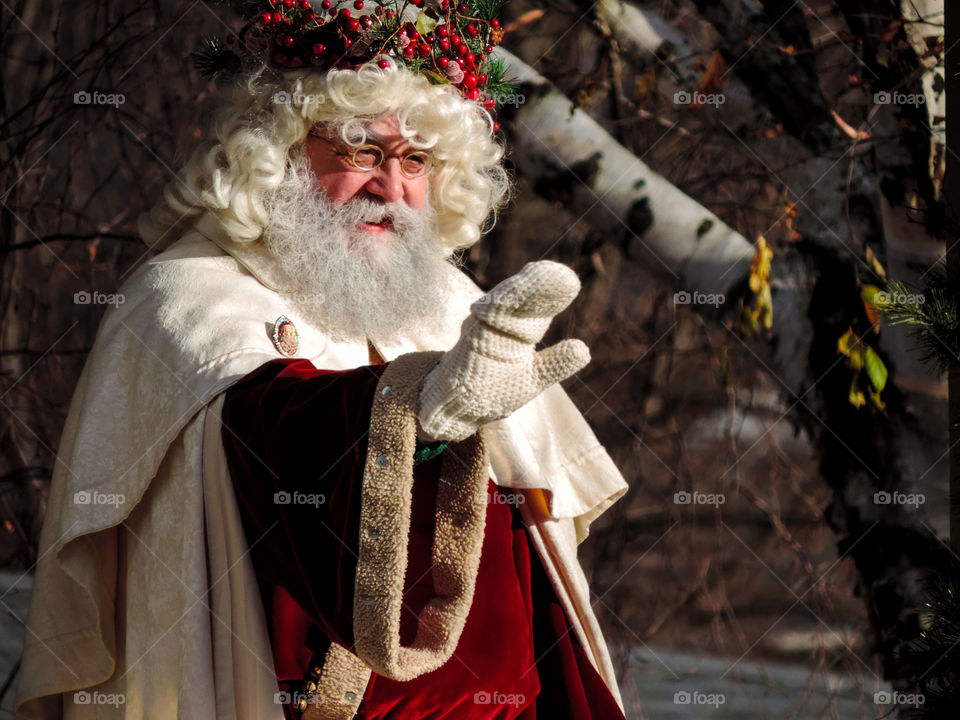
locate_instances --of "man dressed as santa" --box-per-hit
[14,1,629,718]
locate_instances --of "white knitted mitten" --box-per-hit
[418,261,591,442]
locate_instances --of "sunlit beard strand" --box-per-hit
[262,166,451,342]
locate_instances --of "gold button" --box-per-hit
[295,696,308,712]
[305,680,317,693]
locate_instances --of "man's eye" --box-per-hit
[401,154,428,173]
[353,147,381,168]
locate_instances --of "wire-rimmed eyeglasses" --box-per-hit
[307,130,435,178]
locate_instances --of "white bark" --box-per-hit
[497,48,756,297]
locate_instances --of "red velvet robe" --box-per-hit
[221,358,625,720]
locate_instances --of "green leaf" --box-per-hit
[864,345,888,392]
[415,10,438,36]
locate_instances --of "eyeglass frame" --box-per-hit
[306,128,436,179]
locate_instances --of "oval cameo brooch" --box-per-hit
[271,316,299,357]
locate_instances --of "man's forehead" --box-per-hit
[337,115,420,145]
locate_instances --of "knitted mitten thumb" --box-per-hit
[417,261,591,442]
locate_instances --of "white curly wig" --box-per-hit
[138,57,511,255]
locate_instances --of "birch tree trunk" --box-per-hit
[498,0,953,689]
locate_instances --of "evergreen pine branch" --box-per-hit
[876,270,960,375]
[471,0,505,20]
[895,574,960,718]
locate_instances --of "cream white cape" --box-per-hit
[14,214,628,718]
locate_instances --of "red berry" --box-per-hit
[226,34,237,43]
[466,24,477,37]
[459,3,467,12]
[440,39,450,50]
[290,55,304,67]
[483,97,495,109]
[284,0,295,7]
[312,42,326,53]
[378,59,390,68]
[321,0,331,7]
[439,56,449,67]
[478,72,487,84]
[328,7,337,16]
[456,57,465,67]
[354,0,364,7]
[491,19,500,29]
[451,34,461,46]
[339,8,351,18]
[466,88,480,100]
[281,34,294,47]
[419,43,431,56]
[485,45,493,53]
[457,44,468,55]
[303,10,316,21]
[404,45,415,58]
[466,51,475,64]
[349,18,360,30]
[375,5,382,13]
[411,0,422,6]
[463,73,478,89]
[493,120,500,132]
[262,12,273,23]
[363,16,373,27]
[437,25,448,37]
[301,0,311,7]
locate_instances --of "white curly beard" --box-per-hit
[262,154,454,342]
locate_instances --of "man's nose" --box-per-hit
[366,157,405,203]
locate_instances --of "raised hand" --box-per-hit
[417,261,591,442]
